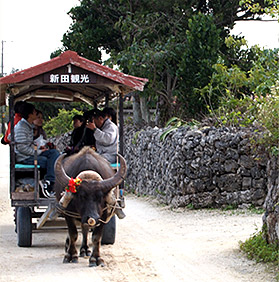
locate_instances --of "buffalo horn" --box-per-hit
[90,154,127,194]
[55,153,71,188]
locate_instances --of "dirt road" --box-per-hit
[0,145,276,282]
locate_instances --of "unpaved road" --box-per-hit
[0,145,277,282]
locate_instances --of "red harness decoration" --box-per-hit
[65,177,82,193]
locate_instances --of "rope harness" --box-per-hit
[55,201,119,225]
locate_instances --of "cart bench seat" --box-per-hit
[110,163,120,168]
[15,164,41,169]
[15,164,118,169]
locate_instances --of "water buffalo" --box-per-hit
[54,147,126,267]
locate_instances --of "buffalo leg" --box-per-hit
[89,224,105,267]
[65,237,69,252]
[63,217,79,263]
[80,224,91,257]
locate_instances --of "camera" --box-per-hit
[86,115,94,124]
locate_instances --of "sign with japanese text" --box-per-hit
[44,73,97,84]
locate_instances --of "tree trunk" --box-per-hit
[140,95,150,124]
[154,72,178,127]
[132,92,143,125]
[154,94,169,127]
[155,97,160,127]
[263,155,279,246]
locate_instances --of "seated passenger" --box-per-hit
[14,103,60,197]
[86,109,118,163]
[65,111,95,155]
[33,110,55,149]
[1,101,26,144]
[72,114,84,129]
[86,109,125,219]
[33,110,47,140]
[102,107,117,124]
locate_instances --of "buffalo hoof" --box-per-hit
[63,254,78,263]
[80,248,91,258]
[63,255,71,263]
[89,261,97,267]
[72,257,79,263]
[89,257,105,267]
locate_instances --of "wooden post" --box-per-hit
[34,145,38,200]
[119,94,124,156]
[118,95,124,189]
[105,93,109,107]
[9,94,15,197]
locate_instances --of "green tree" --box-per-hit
[55,0,278,125]
[33,102,92,121]
[177,13,222,117]
[51,0,123,61]
[201,42,279,109]
[200,43,279,135]
[43,108,83,137]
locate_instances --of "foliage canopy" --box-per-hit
[52,0,278,125]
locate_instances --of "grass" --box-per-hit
[247,205,265,215]
[239,229,279,263]
[239,229,279,280]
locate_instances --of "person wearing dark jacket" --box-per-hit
[65,111,96,155]
[72,114,84,129]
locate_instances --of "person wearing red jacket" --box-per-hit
[1,101,26,144]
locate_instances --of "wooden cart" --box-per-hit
[0,51,147,247]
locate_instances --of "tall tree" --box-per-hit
[55,0,278,125]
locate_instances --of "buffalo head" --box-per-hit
[55,150,126,226]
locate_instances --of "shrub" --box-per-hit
[206,93,279,155]
[160,117,200,141]
[256,94,279,154]
[44,108,83,137]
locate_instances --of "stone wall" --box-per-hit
[123,126,268,209]
[53,125,277,242]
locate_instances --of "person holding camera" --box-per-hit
[86,108,125,219]
[67,108,118,164]
[85,109,118,164]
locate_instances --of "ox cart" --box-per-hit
[0,51,148,247]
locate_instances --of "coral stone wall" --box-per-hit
[123,126,268,209]
[53,125,277,242]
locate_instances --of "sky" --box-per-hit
[231,17,279,49]
[0,0,80,75]
[0,0,279,76]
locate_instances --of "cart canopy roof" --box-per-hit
[0,50,148,105]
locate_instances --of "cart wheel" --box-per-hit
[101,215,116,245]
[17,207,32,247]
